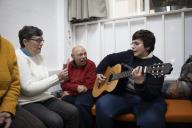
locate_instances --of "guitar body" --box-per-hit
[92,64,121,97]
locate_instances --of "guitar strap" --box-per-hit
[121,63,133,71]
[121,63,147,93]
[121,63,136,92]
[126,77,136,93]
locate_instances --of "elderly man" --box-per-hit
[61,45,96,128]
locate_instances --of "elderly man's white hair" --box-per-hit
[71,44,86,56]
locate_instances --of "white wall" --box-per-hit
[0,0,70,91]
[0,0,67,71]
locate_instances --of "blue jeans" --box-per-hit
[62,92,94,128]
[96,93,167,128]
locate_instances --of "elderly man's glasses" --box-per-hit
[29,38,44,44]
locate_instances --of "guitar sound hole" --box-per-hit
[108,74,113,82]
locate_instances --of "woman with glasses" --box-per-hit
[15,26,79,128]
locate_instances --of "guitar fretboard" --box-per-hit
[110,65,147,81]
[111,70,132,81]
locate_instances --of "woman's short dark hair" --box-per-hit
[132,29,155,53]
[18,26,43,48]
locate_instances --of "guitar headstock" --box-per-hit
[146,63,173,77]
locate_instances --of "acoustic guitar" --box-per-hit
[92,63,173,97]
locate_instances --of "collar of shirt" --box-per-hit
[20,48,31,56]
[140,52,153,59]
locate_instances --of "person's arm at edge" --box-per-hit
[0,40,20,116]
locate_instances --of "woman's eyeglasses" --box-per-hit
[29,38,44,44]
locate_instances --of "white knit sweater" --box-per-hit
[16,49,59,105]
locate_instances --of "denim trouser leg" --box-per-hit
[95,93,167,128]
[133,98,167,128]
[96,93,137,128]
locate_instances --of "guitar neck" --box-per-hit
[109,62,172,81]
[111,66,147,81]
[111,70,132,80]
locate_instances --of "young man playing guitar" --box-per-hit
[95,29,167,128]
